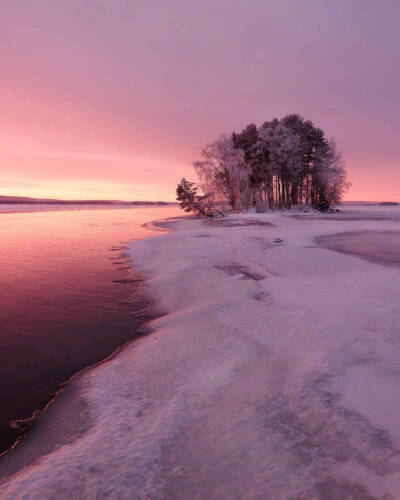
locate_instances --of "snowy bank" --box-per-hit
[1,206,400,498]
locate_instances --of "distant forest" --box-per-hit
[0,196,172,206]
[177,114,350,216]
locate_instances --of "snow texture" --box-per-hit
[1,205,400,499]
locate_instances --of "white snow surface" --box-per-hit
[1,206,400,498]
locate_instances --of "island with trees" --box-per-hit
[177,114,350,216]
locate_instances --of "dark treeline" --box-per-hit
[177,114,350,215]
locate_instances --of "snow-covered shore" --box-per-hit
[1,206,400,498]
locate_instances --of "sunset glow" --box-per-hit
[1,1,399,201]
[2,2,400,495]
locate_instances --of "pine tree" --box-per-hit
[176,178,201,213]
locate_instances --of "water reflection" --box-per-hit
[0,205,180,453]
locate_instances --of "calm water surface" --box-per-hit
[0,205,180,453]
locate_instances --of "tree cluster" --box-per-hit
[177,114,350,215]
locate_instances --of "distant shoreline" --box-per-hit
[342,200,399,206]
[0,198,176,206]
[0,203,178,215]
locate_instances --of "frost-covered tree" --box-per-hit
[258,122,301,209]
[233,123,270,210]
[193,135,251,212]
[314,140,351,207]
[279,114,329,207]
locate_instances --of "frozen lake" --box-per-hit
[316,230,400,267]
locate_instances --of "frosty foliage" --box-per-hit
[177,114,350,215]
[316,140,351,207]
[193,136,251,212]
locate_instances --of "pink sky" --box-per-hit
[1,0,399,201]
